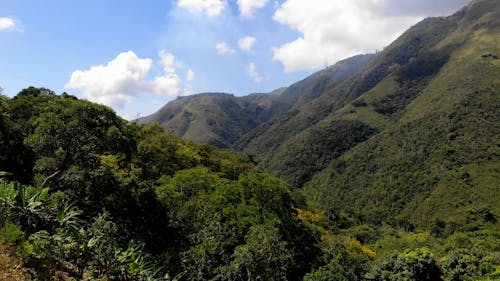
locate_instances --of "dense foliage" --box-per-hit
[0,90,322,279]
[2,86,499,280]
[1,1,499,280]
[261,119,377,187]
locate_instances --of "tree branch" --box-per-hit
[41,170,61,187]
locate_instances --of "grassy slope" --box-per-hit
[303,0,500,229]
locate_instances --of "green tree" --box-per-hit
[137,124,197,179]
[219,223,293,281]
[369,247,442,281]
[442,249,494,281]
[17,86,56,97]
[24,98,133,188]
[304,254,363,281]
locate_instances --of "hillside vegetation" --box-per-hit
[1,0,499,280]
[2,88,499,280]
[0,88,324,280]
[303,0,500,228]
[140,54,373,149]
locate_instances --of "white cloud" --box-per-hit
[177,0,225,16]
[248,62,263,83]
[0,17,15,31]
[186,69,195,81]
[216,42,236,54]
[272,0,422,72]
[238,36,256,52]
[237,0,269,17]
[159,50,178,74]
[66,50,185,108]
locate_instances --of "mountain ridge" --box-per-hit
[1,0,499,279]
[139,54,374,148]
[140,0,500,229]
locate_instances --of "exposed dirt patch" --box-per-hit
[0,244,27,281]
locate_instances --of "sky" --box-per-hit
[0,0,469,119]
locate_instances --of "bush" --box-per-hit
[368,247,442,281]
[442,248,494,281]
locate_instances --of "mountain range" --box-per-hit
[140,0,499,229]
[138,53,373,148]
[1,0,499,279]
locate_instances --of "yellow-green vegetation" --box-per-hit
[337,78,399,130]
[344,77,399,106]
[410,161,500,228]
[339,105,390,130]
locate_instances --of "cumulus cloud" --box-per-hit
[216,42,236,54]
[177,0,225,16]
[0,17,15,31]
[272,0,426,72]
[237,0,269,17]
[248,62,263,83]
[186,69,195,81]
[66,51,185,108]
[238,36,256,52]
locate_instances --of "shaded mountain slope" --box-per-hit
[257,37,461,187]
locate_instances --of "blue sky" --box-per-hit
[0,0,469,119]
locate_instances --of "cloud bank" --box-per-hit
[66,51,186,108]
[272,0,428,72]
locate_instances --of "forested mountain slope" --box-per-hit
[139,54,373,148]
[1,0,499,280]
[236,2,486,184]
[136,91,286,148]
[141,0,500,231]
[303,0,500,228]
